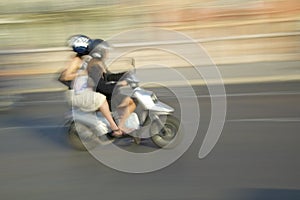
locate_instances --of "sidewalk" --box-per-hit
[0,60,300,95]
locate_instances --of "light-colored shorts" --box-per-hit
[67,89,106,112]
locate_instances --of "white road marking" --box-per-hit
[198,91,300,98]
[1,91,298,131]
[15,100,67,105]
[0,125,66,131]
[227,118,300,122]
[8,91,300,104]
[1,117,299,132]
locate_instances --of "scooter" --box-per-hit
[66,59,182,151]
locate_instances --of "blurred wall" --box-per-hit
[0,0,299,75]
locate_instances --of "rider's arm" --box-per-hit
[61,56,82,81]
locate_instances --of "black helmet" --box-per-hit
[88,39,111,59]
[67,34,91,55]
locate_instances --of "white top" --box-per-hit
[72,60,90,94]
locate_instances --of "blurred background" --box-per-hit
[0,0,299,76]
[1,1,300,200]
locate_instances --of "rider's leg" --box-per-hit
[117,97,136,133]
[99,100,122,136]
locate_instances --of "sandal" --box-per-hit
[111,129,124,138]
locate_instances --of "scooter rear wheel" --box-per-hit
[68,122,98,151]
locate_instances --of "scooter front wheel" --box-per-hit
[151,115,182,148]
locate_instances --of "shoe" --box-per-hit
[110,129,124,138]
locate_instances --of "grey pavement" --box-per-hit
[0,82,299,200]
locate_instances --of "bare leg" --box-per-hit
[99,100,122,136]
[117,97,136,133]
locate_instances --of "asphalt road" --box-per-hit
[0,81,300,200]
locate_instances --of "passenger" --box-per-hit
[59,35,122,137]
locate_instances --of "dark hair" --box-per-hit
[87,58,105,77]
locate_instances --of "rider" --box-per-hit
[87,39,127,105]
[60,34,122,137]
[87,39,137,134]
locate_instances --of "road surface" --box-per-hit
[0,81,299,200]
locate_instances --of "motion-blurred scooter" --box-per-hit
[65,59,182,151]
